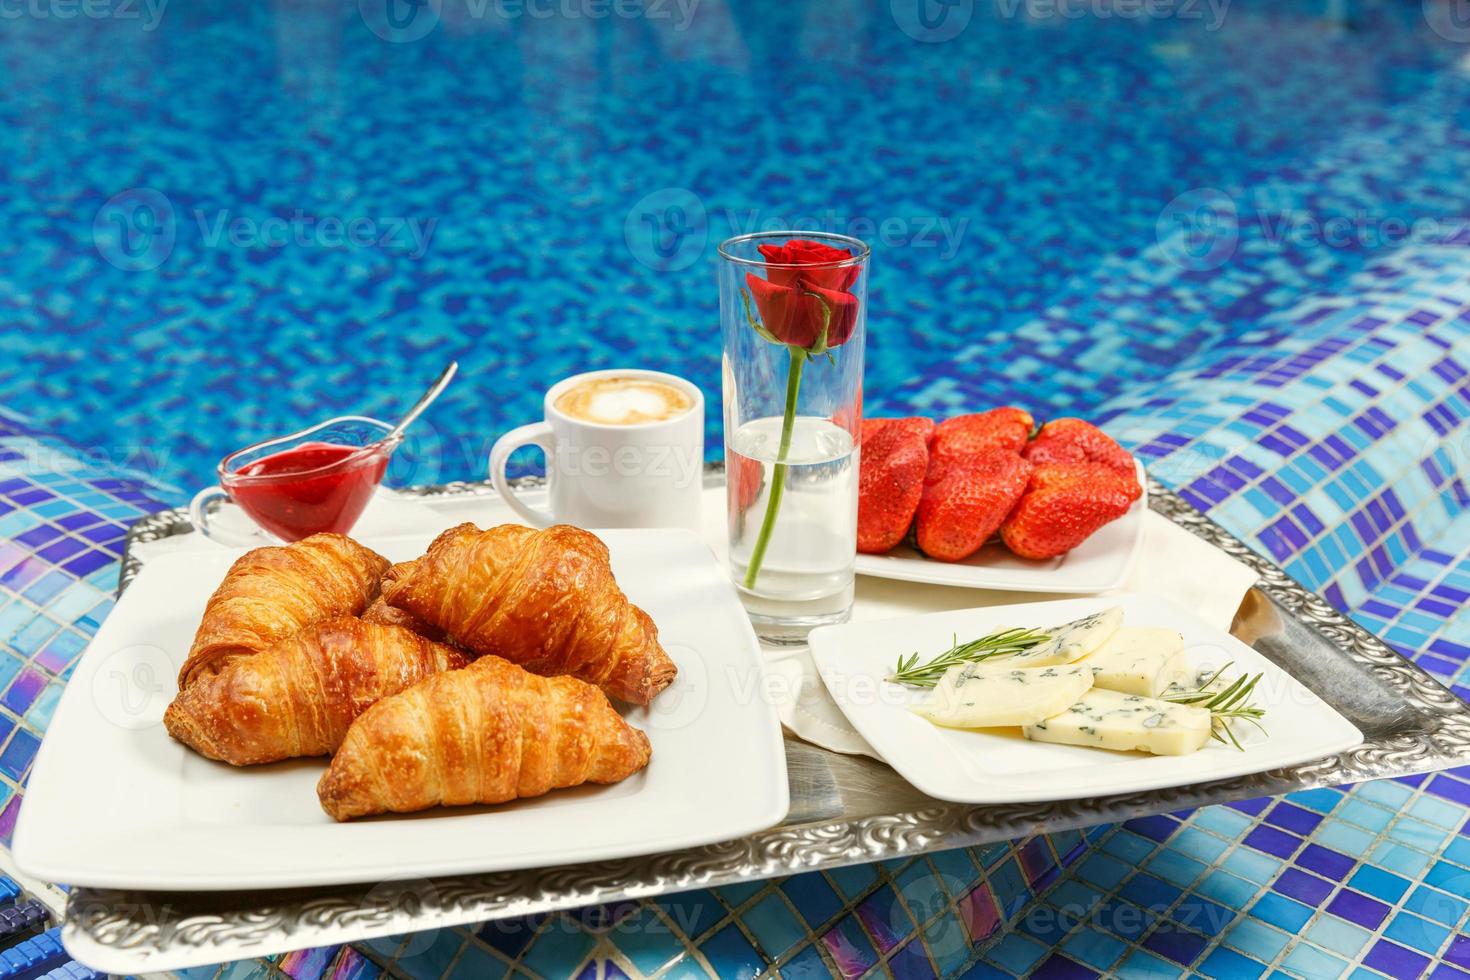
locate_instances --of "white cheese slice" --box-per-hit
[1022,688,1212,756]
[1080,626,1189,697]
[912,663,1094,729]
[999,606,1124,668]
[1162,665,1229,698]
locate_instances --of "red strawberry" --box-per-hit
[930,408,1034,465]
[1022,418,1135,476]
[728,451,764,514]
[1000,463,1137,559]
[1028,460,1143,503]
[862,416,935,446]
[916,449,1032,562]
[858,418,933,553]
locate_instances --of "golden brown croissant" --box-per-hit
[179,533,390,690]
[381,523,677,704]
[166,618,467,766]
[360,562,451,643]
[317,655,652,821]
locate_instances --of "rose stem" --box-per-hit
[742,345,805,589]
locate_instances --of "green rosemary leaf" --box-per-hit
[1163,662,1268,752]
[888,627,1050,688]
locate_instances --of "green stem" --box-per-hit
[743,346,805,589]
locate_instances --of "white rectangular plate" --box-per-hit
[15,528,788,891]
[853,461,1147,593]
[809,593,1362,804]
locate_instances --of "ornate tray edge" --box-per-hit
[75,473,1470,970]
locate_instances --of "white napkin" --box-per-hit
[132,485,1258,764]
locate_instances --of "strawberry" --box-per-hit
[916,449,1032,562]
[862,416,935,446]
[930,408,1034,464]
[1028,459,1143,503]
[728,451,765,515]
[858,417,934,553]
[1022,418,1135,476]
[1000,463,1137,559]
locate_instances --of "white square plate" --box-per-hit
[809,593,1362,804]
[853,461,1147,593]
[15,528,788,891]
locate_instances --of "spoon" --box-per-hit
[386,361,458,443]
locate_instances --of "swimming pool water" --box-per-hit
[2,0,1468,495]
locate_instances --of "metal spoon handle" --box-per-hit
[387,361,458,442]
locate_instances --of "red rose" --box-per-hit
[745,239,860,351]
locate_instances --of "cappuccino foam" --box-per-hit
[555,377,694,425]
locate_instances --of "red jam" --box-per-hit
[228,441,388,542]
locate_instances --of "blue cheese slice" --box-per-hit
[1080,627,1189,697]
[912,663,1094,729]
[1162,665,1229,698]
[1022,688,1211,755]
[998,606,1124,668]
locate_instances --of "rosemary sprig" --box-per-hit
[1162,663,1268,750]
[888,627,1051,688]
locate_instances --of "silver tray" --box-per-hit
[65,472,1470,973]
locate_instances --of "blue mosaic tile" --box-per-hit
[781,873,843,930]
[698,924,762,980]
[655,890,725,942]
[779,943,833,980]
[741,893,805,959]
[609,907,688,976]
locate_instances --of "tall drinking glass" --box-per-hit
[719,232,870,643]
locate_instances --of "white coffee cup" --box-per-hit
[489,369,704,529]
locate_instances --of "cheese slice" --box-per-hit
[1080,627,1189,697]
[912,663,1094,729]
[1022,688,1212,756]
[999,606,1123,668]
[1162,665,1228,698]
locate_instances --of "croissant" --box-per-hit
[165,618,467,766]
[318,655,652,821]
[360,562,452,644]
[381,523,677,704]
[179,533,390,690]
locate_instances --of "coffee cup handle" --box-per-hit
[489,423,557,528]
[188,486,273,548]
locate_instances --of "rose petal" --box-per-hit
[746,273,828,348]
[756,242,801,287]
[797,278,859,348]
[785,240,856,291]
